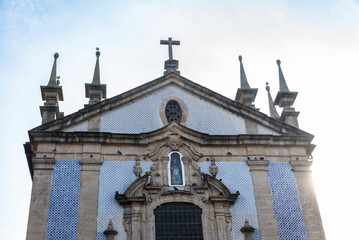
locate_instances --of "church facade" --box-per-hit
[24,39,325,240]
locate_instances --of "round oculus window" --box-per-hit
[165,100,182,123]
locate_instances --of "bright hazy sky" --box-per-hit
[1,0,359,239]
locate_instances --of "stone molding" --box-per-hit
[290,160,312,172]
[32,158,56,171]
[29,121,314,151]
[246,160,269,171]
[79,158,103,171]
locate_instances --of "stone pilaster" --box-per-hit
[77,158,103,240]
[162,157,169,192]
[182,157,190,191]
[214,203,227,240]
[130,203,142,240]
[26,158,56,240]
[290,161,326,240]
[247,160,279,240]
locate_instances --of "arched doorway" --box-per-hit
[154,202,203,240]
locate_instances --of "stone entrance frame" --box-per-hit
[115,131,239,240]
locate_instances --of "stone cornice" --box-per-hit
[28,129,314,147]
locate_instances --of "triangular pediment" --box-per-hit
[30,73,312,137]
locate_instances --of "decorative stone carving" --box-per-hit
[191,161,204,186]
[103,220,118,240]
[116,172,239,240]
[133,156,142,179]
[115,133,239,240]
[209,157,218,177]
[148,161,160,186]
[166,132,183,150]
[240,219,255,240]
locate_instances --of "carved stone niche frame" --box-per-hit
[115,132,239,240]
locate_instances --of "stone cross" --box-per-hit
[160,37,180,60]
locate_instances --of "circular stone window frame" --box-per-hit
[159,96,188,125]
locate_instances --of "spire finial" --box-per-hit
[234,55,258,110]
[40,52,64,124]
[48,53,59,86]
[85,48,107,107]
[266,82,280,119]
[92,48,101,84]
[238,55,250,89]
[274,59,299,128]
[277,59,290,92]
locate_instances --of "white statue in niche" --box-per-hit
[168,152,185,186]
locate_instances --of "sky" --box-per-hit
[0,0,359,239]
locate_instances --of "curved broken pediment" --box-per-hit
[115,173,239,206]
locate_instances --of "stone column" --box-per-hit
[290,161,326,240]
[77,158,103,240]
[26,158,56,240]
[247,160,280,240]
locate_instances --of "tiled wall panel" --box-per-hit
[97,161,152,240]
[199,162,261,240]
[100,85,248,135]
[64,85,280,136]
[268,162,308,240]
[46,160,81,240]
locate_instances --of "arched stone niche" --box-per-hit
[115,132,239,240]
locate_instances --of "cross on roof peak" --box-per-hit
[160,37,180,60]
[160,37,181,75]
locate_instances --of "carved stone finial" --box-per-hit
[209,157,218,177]
[133,156,142,178]
[265,82,280,119]
[234,54,258,109]
[40,52,64,124]
[238,55,250,89]
[274,59,300,127]
[276,59,290,92]
[104,220,118,240]
[85,48,107,107]
[240,219,255,240]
